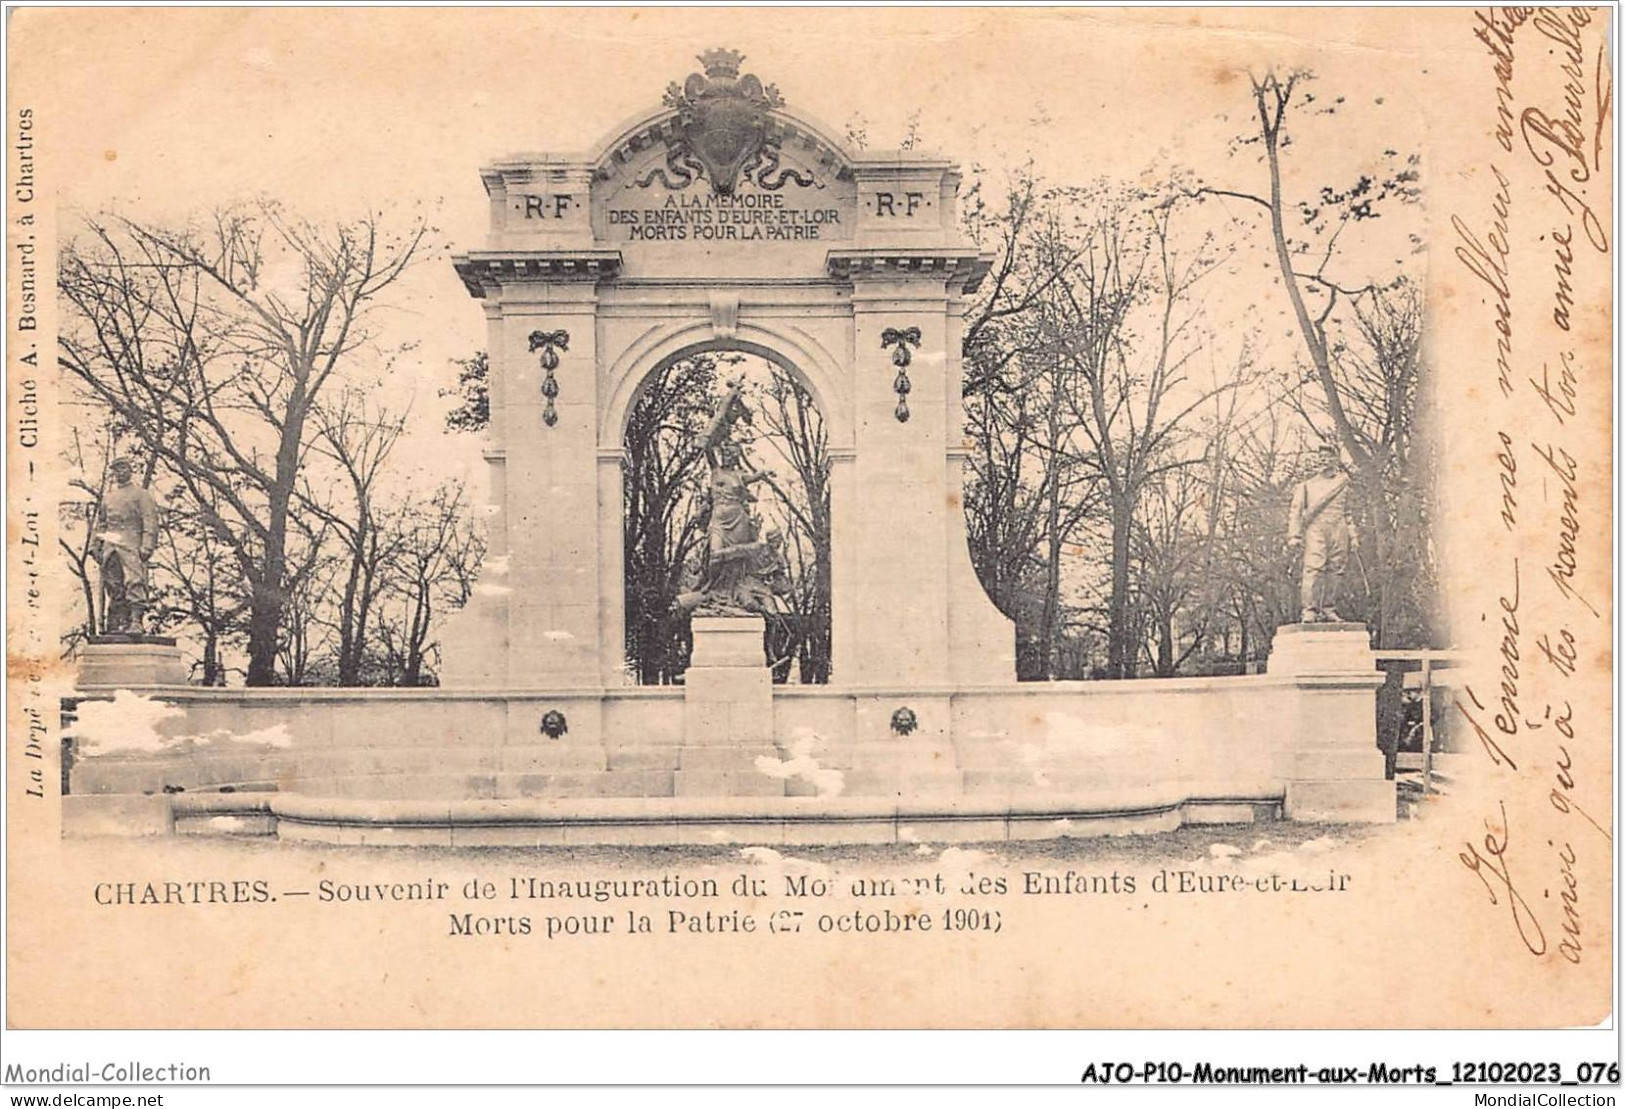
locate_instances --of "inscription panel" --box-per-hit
[600,177,854,245]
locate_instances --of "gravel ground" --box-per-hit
[100,819,1381,870]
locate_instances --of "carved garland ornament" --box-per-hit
[880,327,922,423]
[635,49,819,196]
[528,329,570,427]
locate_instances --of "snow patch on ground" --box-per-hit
[1185,829,1352,877]
[737,846,832,881]
[932,847,991,887]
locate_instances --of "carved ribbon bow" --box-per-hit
[528,329,571,427]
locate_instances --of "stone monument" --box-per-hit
[77,458,186,688]
[667,377,788,795]
[65,47,1399,842]
[1286,441,1355,624]
[438,46,1016,694]
[1268,440,1392,822]
[673,376,790,621]
[94,458,159,634]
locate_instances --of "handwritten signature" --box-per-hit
[1459,801,1547,957]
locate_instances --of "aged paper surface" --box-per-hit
[3,5,1614,1055]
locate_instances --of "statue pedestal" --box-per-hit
[76,635,188,689]
[677,616,781,797]
[1268,623,1394,823]
[1267,622,1373,674]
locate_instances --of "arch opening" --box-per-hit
[621,347,832,687]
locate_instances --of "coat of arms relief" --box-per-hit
[636,49,821,195]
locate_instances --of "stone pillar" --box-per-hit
[597,448,629,686]
[846,279,954,687]
[827,448,857,683]
[446,250,620,689]
[677,616,782,797]
[500,286,602,687]
[1268,623,1395,823]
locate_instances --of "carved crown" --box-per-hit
[698,47,745,79]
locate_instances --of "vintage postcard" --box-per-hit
[3,3,1615,1070]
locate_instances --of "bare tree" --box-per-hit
[961,169,1103,678]
[1197,70,1420,463]
[964,359,1102,678]
[1041,192,1236,678]
[1197,70,1428,635]
[57,420,117,648]
[1198,71,1431,768]
[622,354,720,683]
[377,479,484,686]
[1334,282,1436,644]
[58,202,428,684]
[274,521,340,686]
[1135,447,1221,677]
[749,369,831,684]
[961,165,1081,398]
[297,382,409,685]
[1215,395,1312,663]
[149,495,252,685]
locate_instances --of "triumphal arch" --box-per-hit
[441,47,1013,694]
[68,51,1395,843]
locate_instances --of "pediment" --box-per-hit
[591,50,853,192]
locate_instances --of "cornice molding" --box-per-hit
[825,248,993,294]
[453,250,624,298]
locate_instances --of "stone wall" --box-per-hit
[66,669,1370,819]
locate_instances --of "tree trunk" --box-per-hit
[1156,611,1175,677]
[337,550,362,685]
[79,563,98,639]
[245,583,282,685]
[1037,425,1064,679]
[201,632,221,686]
[812,525,832,683]
[1041,516,1062,680]
[1106,496,1133,679]
[246,489,291,686]
[1366,471,1404,779]
[403,580,429,687]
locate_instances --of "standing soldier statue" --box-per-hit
[92,457,161,634]
[1286,441,1358,624]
